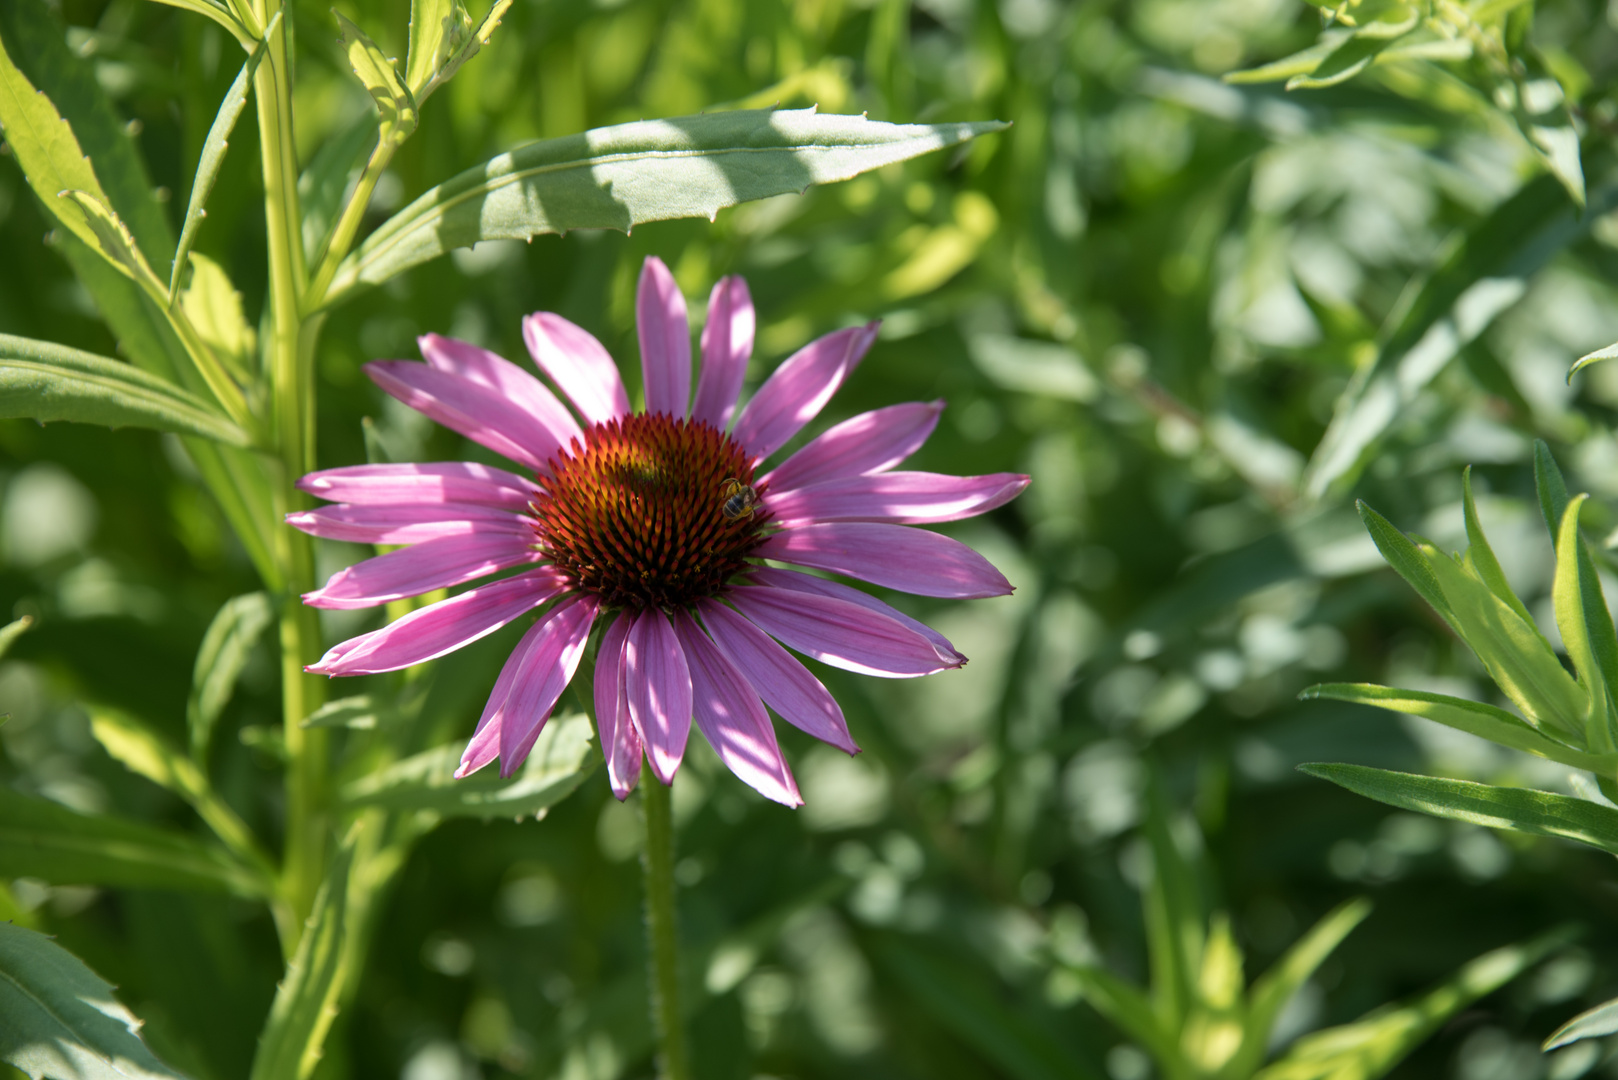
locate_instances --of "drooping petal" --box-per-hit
[307,568,568,676]
[593,613,642,799]
[366,360,562,471]
[761,401,943,492]
[725,584,963,678]
[303,532,542,610]
[286,503,530,545]
[698,599,856,753]
[624,606,692,784]
[731,322,880,462]
[673,611,800,806]
[297,462,539,512]
[496,595,599,777]
[522,312,631,425]
[691,276,754,430]
[766,471,1030,526]
[757,523,1013,599]
[637,257,691,417]
[418,334,583,450]
[745,567,964,667]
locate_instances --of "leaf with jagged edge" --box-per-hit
[323,107,1007,305]
[0,922,188,1080]
[188,592,274,758]
[58,190,166,299]
[335,12,418,144]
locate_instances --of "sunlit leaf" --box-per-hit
[58,189,166,298]
[1460,467,1535,624]
[335,13,418,144]
[1356,502,1456,628]
[0,615,33,662]
[0,922,188,1080]
[143,0,250,45]
[300,695,384,730]
[179,253,257,384]
[1544,993,1618,1050]
[407,0,512,104]
[1553,497,1618,753]
[188,592,275,758]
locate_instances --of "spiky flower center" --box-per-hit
[531,414,768,611]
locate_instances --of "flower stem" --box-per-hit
[641,778,691,1080]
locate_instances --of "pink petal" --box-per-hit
[691,276,754,430]
[745,567,964,667]
[673,612,800,807]
[285,503,530,544]
[418,334,583,451]
[307,568,568,676]
[698,599,857,754]
[725,584,963,678]
[593,613,642,799]
[365,360,561,471]
[521,312,631,425]
[757,523,1013,599]
[496,595,599,777]
[303,532,542,610]
[637,257,691,417]
[297,462,539,512]
[762,401,944,492]
[624,607,692,785]
[731,322,880,462]
[766,471,1030,526]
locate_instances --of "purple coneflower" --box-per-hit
[292,257,1027,806]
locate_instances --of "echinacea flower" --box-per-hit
[293,257,1027,805]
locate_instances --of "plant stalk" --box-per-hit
[641,778,691,1080]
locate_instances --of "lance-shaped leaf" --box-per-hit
[1357,501,1457,631]
[1300,764,1618,855]
[342,713,594,820]
[0,615,32,662]
[58,190,167,298]
[145,0,252,46]
[324,107,1007,304]
[1142,770,1203,1030]
[336,13,418,143]
[171,25,273,301]
[188,592,274,758]
[0,334,248,445]
[1304,683,1614,770]
[1535,439,1572,541]
[1554,496,1618,753]
[1304,172,1618,499]
[0,922,188,1080]
[1570,339,1618,380]
[1544,994,1618,1051]
[0,785,264,895]
[1059,964,1177,1068]
[300,695,384,730]
[1460,466,1536,625]
[1285,9,1420,90]
[415,0,511,104]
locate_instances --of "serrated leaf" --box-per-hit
[1302,683,1614,771]
[0,785,263,895]
[188,592,274,758]
[324,107,1007,304]
[0,922,187,1080]
[0,333,249,445]
[59,189,165,298]
[0,615,32,661]
[1300,763,1618,855]
[300,695,383,730]
[335,13,417,143]
[341,713,594,819]
[171,27,271,301]
[1544,993,1618,1050]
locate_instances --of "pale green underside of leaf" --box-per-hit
[0,922,187,1080]
[1544,993,1618,1050]
[0,786,262,895]
[1300,763,1618,855]
[325,107,1007,304]
[0,333,248,445]
[341,713,595,819]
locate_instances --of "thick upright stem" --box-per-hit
[641,779,691,1080]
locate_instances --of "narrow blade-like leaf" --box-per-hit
[1357,502,1457,628]
[1060,963,1177,1067]
[1461,466,1536,624]
[1535,439,1572,542]
[1554,496,1618,752]
[58,190,166,299]
[188,592,274,758]
[1544,994,1618,1050]
[1143,769,1203,1030]
[301,695,384,730]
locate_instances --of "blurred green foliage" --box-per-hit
[9,0,1618,1078]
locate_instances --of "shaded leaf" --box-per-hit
[1143,769,1203,1030]
[300,695,383,730]
[1299,764,1618,855]
[325,107,1007,303]
[1060,963,1177,1068]
[340,713,594,819]
[1535,438,1572,543]
[178,253,257,384]
[299,113,379,264]
[188,592,275,758]
[0,922,186,1080]
[1544,994,1618,1050]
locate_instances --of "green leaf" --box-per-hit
[405,0,469,95]
[1142,769,1203,1031]
[144,0,252,46]
[1535,439,1572,542]
[1356,502,1456,628]
[415,0,512,104]
[0,922,187,1080]
[1299,763,1618,855]
[1285,19,1417,91]
[249,842,353,1080]
[324,107,1007,304]
[0,785,264,896]
[1229,899,1373,1078]
[1570,340,1618,380]
[1304,172,1618,499]
[1225,36,1342,85]
[0,615,33,662]
[1061,963,1179,1069]
[341,713,595,820]
[1184,914,1246,1073]
[335,12,418,144]
[1553,496,1618,753]
[188,592,274,758]
[171,27,272,301]
[1301,684,1613,771]
[1461,467,1536,625]
[1543,993,1618,1050]
[298,114,379,264]
[58,189,166,299]
[300,695,383,730]
[0,333,249,446]
[178,253,257,385]
[1256,930,1566,1080]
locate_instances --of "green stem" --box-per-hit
[641,778,691,1080]
[304,134,395,312]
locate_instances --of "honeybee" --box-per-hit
[719,478,762,521]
